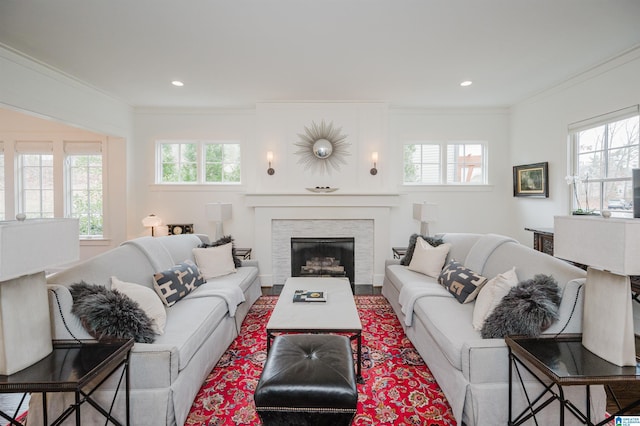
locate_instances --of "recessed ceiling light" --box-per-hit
[171,80,184,87]
[460,80,473,87]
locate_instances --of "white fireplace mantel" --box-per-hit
[246,194,398,287]
[244,192,400,208]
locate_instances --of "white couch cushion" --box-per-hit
[407,238,451,278]
[193,243,236,279]
[472,267,518,331]
[111,276,167,335]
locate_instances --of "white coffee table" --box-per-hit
[266,277,364,382]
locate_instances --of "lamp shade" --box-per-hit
[0,218,79,281]
[206,203,232,221]
[554,215,640,275]
[142,214,162,228]
[413,202,438,223]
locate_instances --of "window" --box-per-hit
[403,142,486,184]
[0,143,4,221]
[66,141,103,237]
[568,106,639,216]
[17,141,54,218]
[157,141,241,184]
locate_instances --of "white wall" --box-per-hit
[132,103,514,268]
[0,46,132,259]
[509,47,640,244]
[388,108,513,247]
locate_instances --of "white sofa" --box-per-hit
[382,233,607,426]
[27,234,261,426]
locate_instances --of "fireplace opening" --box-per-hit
[291,237,355,293]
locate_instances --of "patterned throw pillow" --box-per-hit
[438,259,488,304]
[153,260,206,307]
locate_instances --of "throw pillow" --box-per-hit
[69,281,156,343]
[400,233,444,266]
[111,277,167,335]
[153,260,206,307]
[472,267,519,331]
[438,259,487,304]
[199,235,242,268]
[193,242,236,279]
[481,274,561,339]
[406,237,451,278]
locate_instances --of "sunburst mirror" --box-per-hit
[294,120,350,174]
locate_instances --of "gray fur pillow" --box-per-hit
[70,281,156,343]
[480,274,561,339]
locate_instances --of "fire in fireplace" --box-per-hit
[290,237,355,293]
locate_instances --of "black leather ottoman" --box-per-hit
[254,334,358,426]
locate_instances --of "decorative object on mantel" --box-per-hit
[554,215,640,367]
[294,119,350,174]
[413,202,438,235]
[266,151,275,175]
[306,187,339,193]
[370,152,378,175]
[513,162,549,197]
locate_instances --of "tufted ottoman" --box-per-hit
[254,334,358,426]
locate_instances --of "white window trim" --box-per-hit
[567,105,640,214]
[155,140,243,185]
[402,140,488,186]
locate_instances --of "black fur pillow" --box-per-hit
[481,274,561,339]
[400,233,444,266]
[70,281,156,343]
[199,235,241,268]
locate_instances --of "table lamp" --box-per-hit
[554,215,640,367]
[206,203,232,240]
[141,214,162,237]
[413,202,438,235]
[0,218,79,374]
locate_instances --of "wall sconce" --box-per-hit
[267,151,275,175]
[370,152,378,175]
[142,214,162,237]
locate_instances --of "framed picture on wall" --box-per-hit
[513,162,549,198]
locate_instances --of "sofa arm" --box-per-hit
[129,343,180,388]
[47,285,93,340]
[385,259,401,267]
[461,339,509,383]
[241,259,259,268]
[544,278,585,335]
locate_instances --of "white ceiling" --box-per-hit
[1,0,639,109]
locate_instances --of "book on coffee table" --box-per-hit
[293,290,327,302]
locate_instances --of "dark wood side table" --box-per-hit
[506,334,640,426]
[392,247,407,259]
[524,227,554,255]
[236,248,252,260]
[0,338,134,426]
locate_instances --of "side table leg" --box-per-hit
[508,347,513,425]
[126,354,130,426]
[75,391,81,425]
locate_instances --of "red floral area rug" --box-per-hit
[185,295,456,425]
